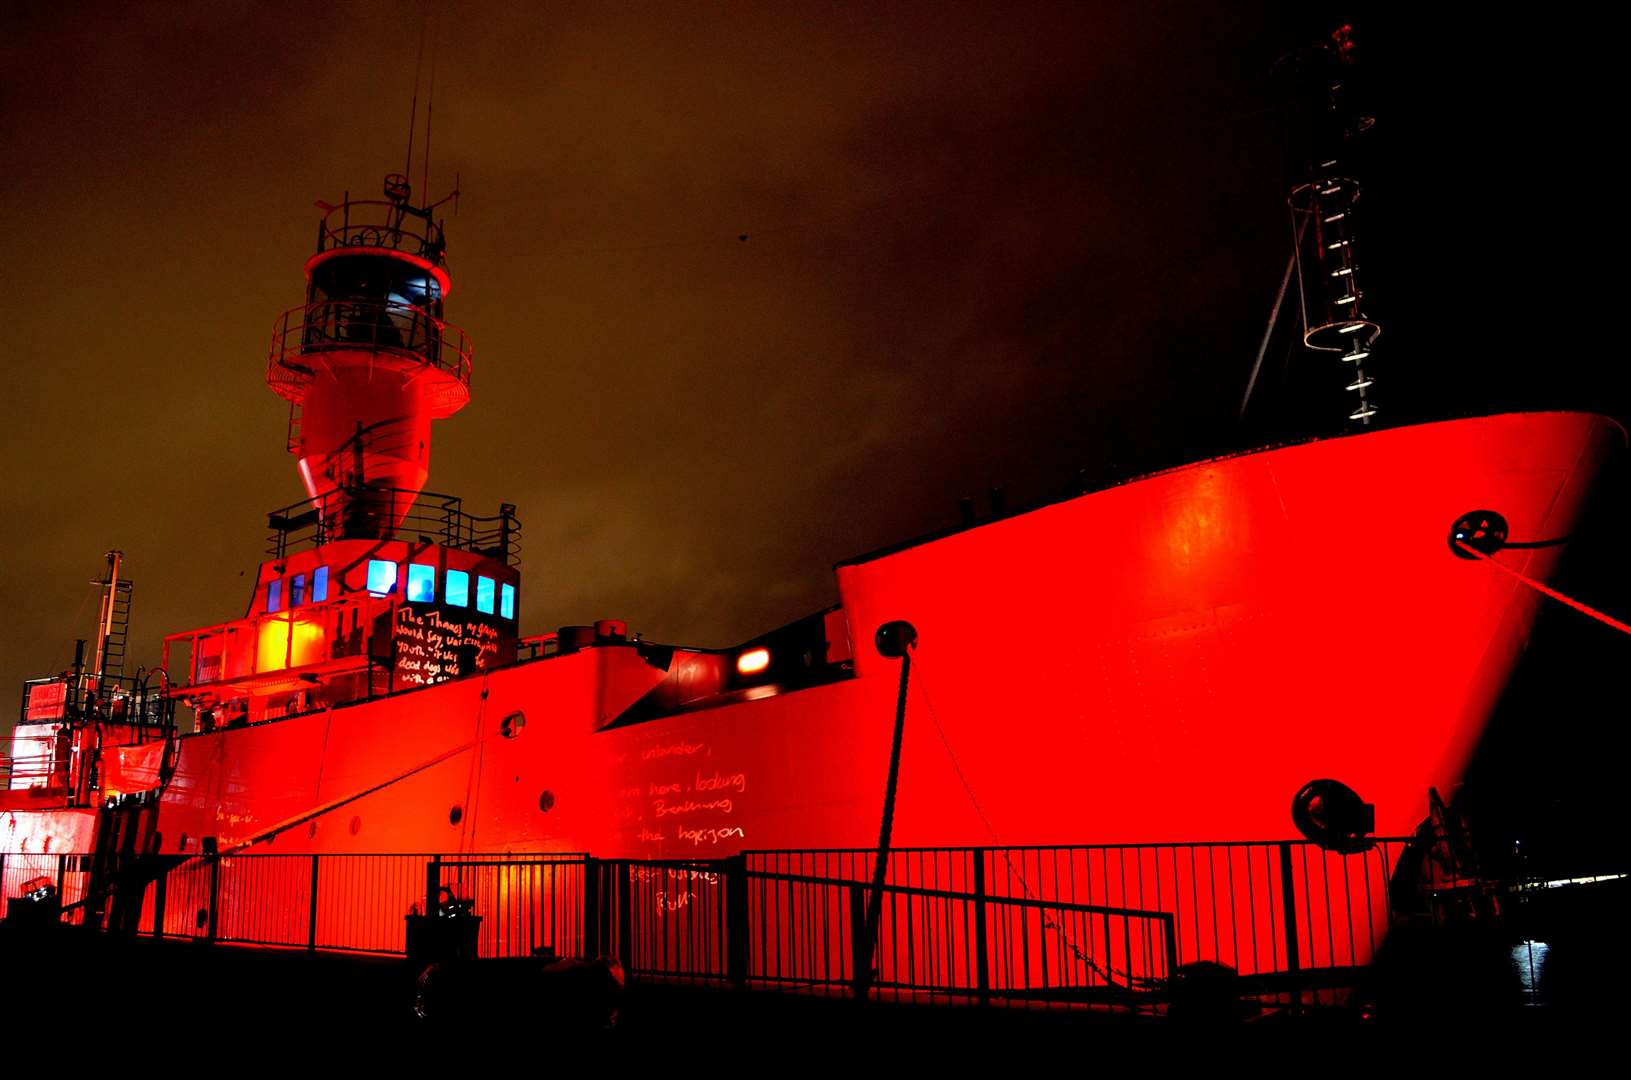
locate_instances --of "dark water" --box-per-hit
[1365,878,1630,1029]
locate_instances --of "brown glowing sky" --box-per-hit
[1,2,1622,735]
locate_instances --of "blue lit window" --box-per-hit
[267,579,282,612]
[407,564,436,603]
[366,559,398,597]
[291,574,306,607]
[476,576,495,615]
[446,570,469,607]
[313,566,329,603]
[500,583,516,620]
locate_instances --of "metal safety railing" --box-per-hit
[316,197,445,262]
[265,488,520,563]
[266,300,472,415]
[2,837,1512,1010]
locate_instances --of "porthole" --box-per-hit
[349,815,362,836]
[449,805,464,826]
[500,711,526,739]
[539,790,556,813]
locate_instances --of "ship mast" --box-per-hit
[1284,24,1380,425]
[89,549,132,694]
[91,550,121,680]
[1243,24,1383,428]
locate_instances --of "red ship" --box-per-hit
[2,142,1624,992]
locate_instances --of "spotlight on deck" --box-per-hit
[735,647,771,676]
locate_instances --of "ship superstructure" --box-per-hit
[171,178,518,730]
[2,70,1624,991]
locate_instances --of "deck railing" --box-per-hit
[267,300,472,405]
[265,488,520,564]
[0,837,1502,1009]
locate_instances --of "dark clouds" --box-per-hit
[1,2,1623,736]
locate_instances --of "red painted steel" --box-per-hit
[4,177,1624,984]
[19,410,1596,875]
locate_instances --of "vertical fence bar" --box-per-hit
[972,849,990,1006]
[583,858,601,960]
[206,856,220,944]
[615,861,633,973]
[1277,841,1301,1010]
[307,854,320,952]
[726,854,748,988]
[424,855,440,918]
[849,884,870,999]
[153,859,168,940]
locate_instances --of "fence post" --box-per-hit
[725,854,748,989]
[1278,841,1301,1012]
[206,855,220,944]
[615,861,633,974]
[849,884,871,1000]
[582,858,601,960]
[153,859,168,940]
[425,855,441,917]
[307,854,320,953]
[56,853,67,905]
[972,849,990,1007]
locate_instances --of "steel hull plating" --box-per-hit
[3,411,1621,978]
[66,410,1608,861]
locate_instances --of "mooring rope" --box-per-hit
[910,651,1126,989]
[1454,540,1631,637]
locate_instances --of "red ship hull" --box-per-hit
[9,408,1610,850]
[4,410,1621,977]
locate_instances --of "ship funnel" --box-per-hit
[267,177,471,538]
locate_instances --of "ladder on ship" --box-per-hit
[93,551,133,680]
[101,581,133,679]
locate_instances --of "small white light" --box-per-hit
[736,647,771,676]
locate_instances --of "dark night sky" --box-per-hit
[2,0,1626,822]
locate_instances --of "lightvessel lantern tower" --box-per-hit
[155,174,520,727]
[267,173,472,538]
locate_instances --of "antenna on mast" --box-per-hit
[402,14,429,203]
[422,10,438,200]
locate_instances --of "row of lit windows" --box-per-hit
[265,561,514,620]
[367,559,515,618]
[266,566,329,613]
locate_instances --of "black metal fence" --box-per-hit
[1,837,1499,1009]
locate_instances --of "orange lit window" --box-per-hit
[256,615,325,673]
